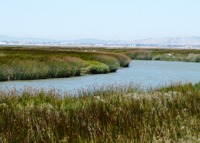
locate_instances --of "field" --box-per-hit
[0,83,199,142]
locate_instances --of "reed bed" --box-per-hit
[0,57,84,81]
[126,50,153,60]
[124,48,200,62]
[0,47,131,81]
[0,83,199,142]
[2,47,199,81]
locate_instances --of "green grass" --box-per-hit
[0,47,131,81]
[90,47,200,62]
[0,46,200,82]
[92,55,120,72]
[124,48,200,62]
[0,83,199,142]
[85,61,110,74]
[126,50,153,60]
[0,57,84,81]
[65,47,200,62]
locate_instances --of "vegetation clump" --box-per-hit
[93,55,120,72]
[127,50,153,60]
[86,61,110,74]
[186,53,200,62]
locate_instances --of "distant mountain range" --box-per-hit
[1,35,200,47]
[133,37,200,46]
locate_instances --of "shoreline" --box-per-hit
[0,46,200,82]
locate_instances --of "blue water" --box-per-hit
[0,60,200,93]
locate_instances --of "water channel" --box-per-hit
[1,60,200,94]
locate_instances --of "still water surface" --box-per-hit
[1,60,200,93]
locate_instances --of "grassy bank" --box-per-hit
[85,47,200,62]
[1,46,200,82]
[0,47,131,81]
[0,83,199,142]
[123,49,200,62]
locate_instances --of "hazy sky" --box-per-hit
[1,0,200,40]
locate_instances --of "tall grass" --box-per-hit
[186,53,200,62]
[86,61,110,74]
[0,57,84,81]
[127,50,153,60]
[61,51,131,67]
[124,49,200,63]
[106,53,131,67]
[0,47,131,81]
[93,55,120,72]
[0,83,199,142]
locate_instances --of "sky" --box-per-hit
[0,0,200,41]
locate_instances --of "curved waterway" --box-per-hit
[1,60,200,93]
